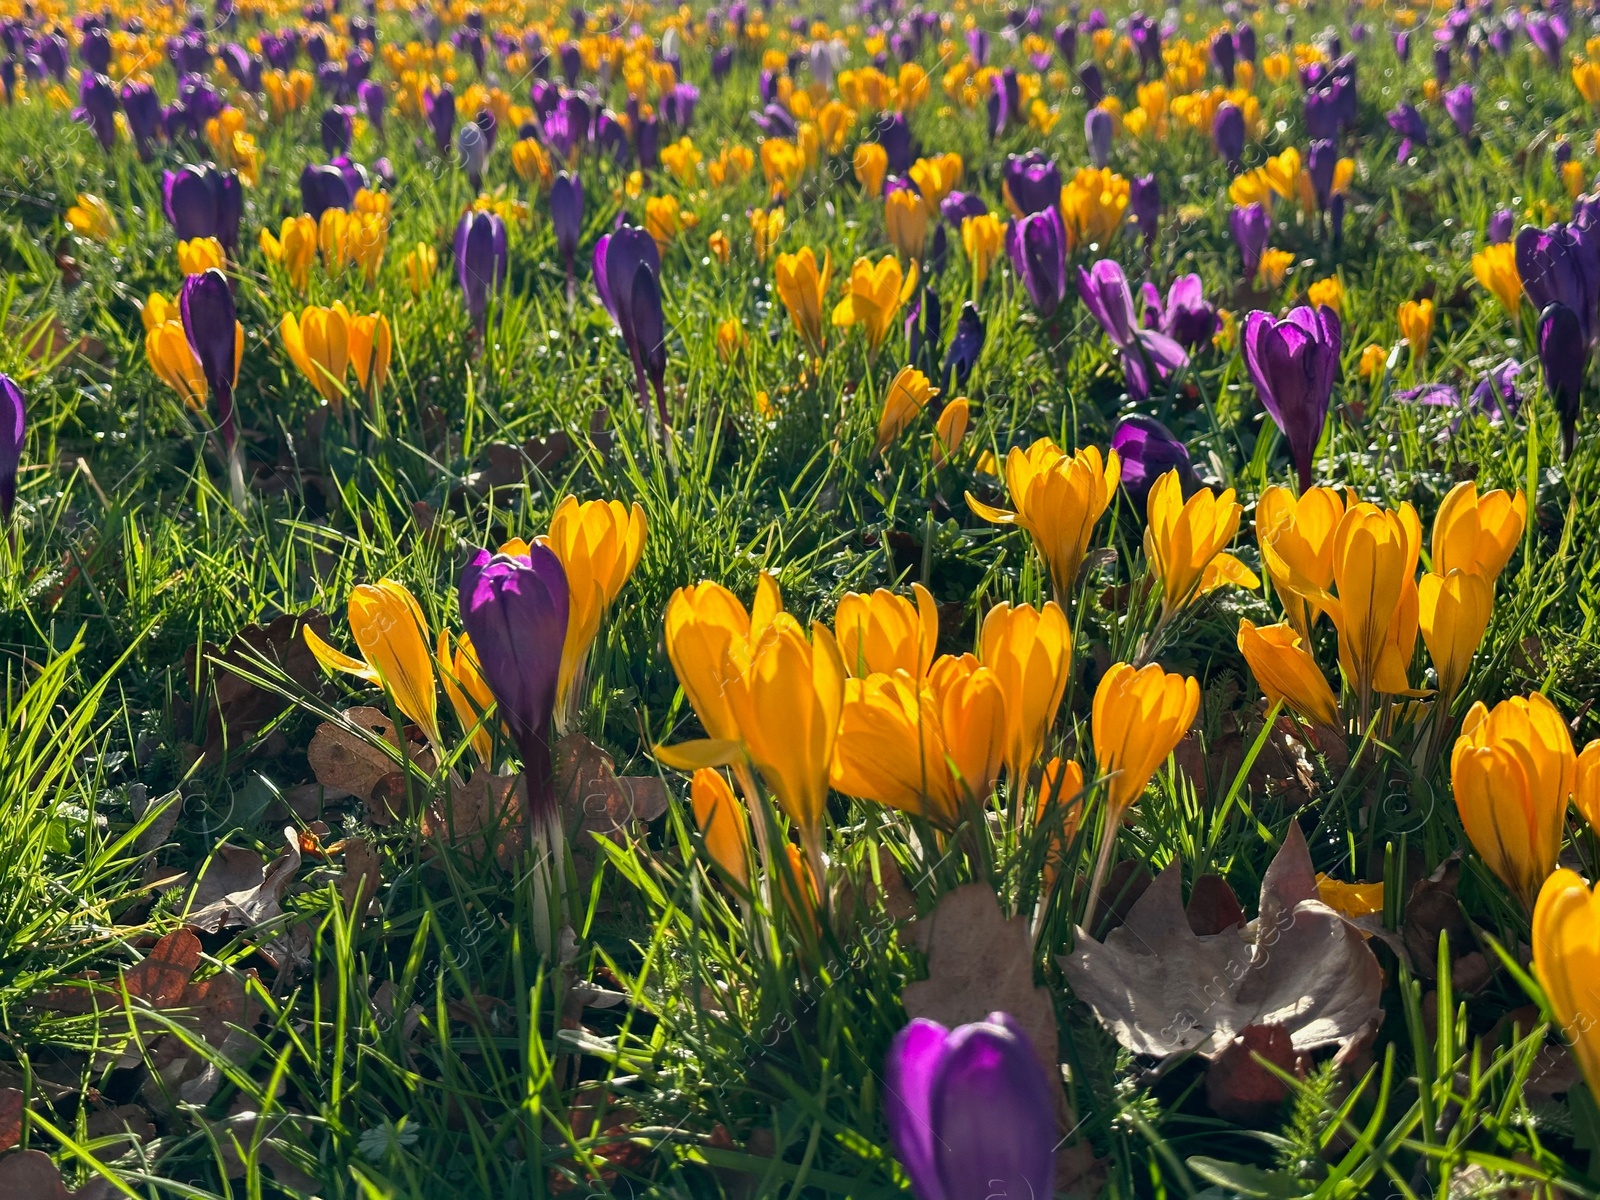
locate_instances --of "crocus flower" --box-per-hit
[0,372,23,519]
[1307,139,1337,212]
[1079,62,1104,106]
[1141,274,1218,352]
[1488,209,1514,244]
[1517,221,1600,349]
[455,209,508,332]
[1418,565,1492,706]
[1211,28,1236,84]
[1212,102,1244,172]
[1533,869,1600,1098]
[1242,305,1342,491]
[79,26,111,73]
[1010,208,1068,317]
[1453,693,1576,908]
[1092,659,1200,821]
[280,302,351,407]
[1129,174,1159,251]
[943,302,986,393]
[774,247,833,355]
[76,72,117,150]
[595,225,669,426]
[980,600,1072,783]
[1230,203,1270,281]
[1236,620,1340,728]
[1525,12,1568,67]
[940,191,988,229]
[1085,107,1112,167]
[424,85,455,153]
[163,165,242,250]
[884,1014,1057,1200]
[121,81,162,159]
[321,104,353,154]
[1002,150,1061,216]
[179,269,241,450]
[690,768,750,887]
[1143,471,1255,617]
[1443,83,1475,137]
[1111,413,1194,510]
[358,79,384,134]
[1077,259,1189,401]
[550,172,583,299]
[458,546,570,823]
[1538,301,1586,459]
[1387,103,1428,161]
[300,162,354,221]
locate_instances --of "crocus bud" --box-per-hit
[1130,173,1160,247]
[1538,301,1586,460]
[1002,150,1061,216]
[163,164,242,250]
[454,209,508,333]
[121,80,161,158]
[300,162,353,220]
[320,104,353,154]
[1242,305,1341,492]
[1307,138,1336,212]
[1085,106,1113,167]
[179,269,240,449]
[1212,101,1244,172]
[1229,202,1270,281]
[458,545,570,822]
[942,301,986,393]
[77,71,117,150]
[1443,83,1475,138]
[424,85,455,153]
[0,372,24,519]
[550,171,583,264]
[1009,207,1067,317]
[357,78,384,133]
[79,26,111,73]
[457,120,488,185]
[1210,28,1235,84]
[1236,619,1339,728]
[1487,209,1513,244]
[1111,413,1193,511]
[885,1015,1057,1200]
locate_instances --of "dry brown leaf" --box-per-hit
[1060,825,1383,1060]
[0,1086,22,1153]
[305,706,436,823]
[181,612,329,768]
[201,1096,319,1194]
[1204,1023,1307,1123]
[338,838,382,917]
[185,827,303,933]
[554,732,667,844]
[0,1150,71,1200]
[38,929,202,1015]
[424,769,527,869]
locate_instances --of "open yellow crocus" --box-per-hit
[1533,869,1600,1098]
[1256,484,1346,637]
[833,581,938,678]
[980,600,1072,785]
[281,302,352,408]
[832,254,917,353]
[774,247,833,355]
[305,579,442,747]
[1144,470,1258,617]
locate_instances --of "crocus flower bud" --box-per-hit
[300,162,353,220]
[357,78,384,133]
[885,1015,1058,1200]
[631,263,668,424]
[1009,207,1067,317]
[458,545,570,822]
[1079,62,1103,105]
[0,372,24,519]
[455,210,508,332]
[1208,97,1245,169]
[457,120,488,186]
[1387,102,1427,161]
[550,171,583,265]
[79,26,111,73]
[120,80,160,158]
[77,72,117,150]
[1237,620,1340,728]
[1111,413,1193,511]
[424,85,455,153]
[1085,106,1113,168]
[1487,209,1514,244]
[1002,150,1061,216]
[1211,28,1235,84]
[1234,22,1256,61]
[1229,202,1270,281]
[1129,173,1160,250]
[1538,301,1586,459]
[320,104,353,154]
[179,269,240,449]
[1395,30,1410,61]
[942,301,986,393]
[1053,20,1076,63]
[1444,83,1475,138]
[163,164,242,250]
[1307,138,1336,211]
[1242,305,1341,492]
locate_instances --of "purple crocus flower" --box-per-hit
[458,121,488,186]
[0,372,24,519]
[1516,220,1600,349]
[163,164,242,249]
[1141,274,1218,351]
[1085,107,1112,168]
[1307,139,1336,212]
[179,269,239,450]
[1242,305,1342,491]
[1488,209,1514,244]
[1129,174,1159,251]
[630,263,668,424]
[878,112,914,174]
[1538,302,1586,459]
[710,46,734,83]
[1003,150,1061,216]
[1079,62,1104,105]
[1525,12,1567,67]
[1054,21,1077,63]
[1443,83,1474,138]
[221,42,261,92]
[940,191,988,229]
[458,545,569,825]
[968,26,990,64]
[321,104,354,155]
[300,162,354,220]
[1235,23,1256,62]
[1229,202,1270,281]
[1386,103,1427,161]
[1078,259,1190,401]
[1433,43,1452,86]
[662,82,699,128]
[75,71,117,151]
[358,79,384,133]
[455,209,508,331]
[884,1015,1057,1200]
[121,81,161,158]
[942,301,986,393]
[594,226,669,426]
[551,171,583,300]
[1128,12,1161,75]
[1211,28,1235,85]
[79,25,111,73]
[424,85,455,154]
[1009,208,1068,316]
[1212,102,1244,172]
[1112,413,1196,509]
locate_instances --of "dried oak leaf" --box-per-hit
[0,1086,22,1153]
[37,928,202,1015]
[1060,824,1382,1060]
[554,732,669,844]
[184,827,303,933]
[305,706,436,823]
[183,612,329,768]
[424,769,527,869]
[1204,1023,1307,1124]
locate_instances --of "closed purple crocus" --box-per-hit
[1211,28,1235,84]
[1488,209,1514,244]
[455,209,508,331]
[550,171,582,300]
[321,104,353,154]
[1112,413,1196,509]
[1078,259,1190,401]
[1538,302,1586,459]
[1516,220,1600,349]
[300,162,354,220]
[1307,139,1336,212]
[1130,174,1159,251]
[120,80,161,159]
[1387,103,1427,161]
[179,269,239,449]
[878,112,914,174]
[1525,12,1567,67]
[1443,83,1474,137]
[163,164,242,250]
[1242,305,1342,491]
[76,72,117,150]
[1085,106,1112,168]
[595,226,669,427]
[1212,101,1244,172]
[884,1014,1057,1200]
[943,301,986,394]
[1054,21,1077,63]
[0,372,24,519]
[79,25,111,73]
[1009,207,1068,316]
[1141,274,1218,351]
[458,545,569,824]
[1003,150,1060,216]
[940,191,988,229]
[1229,202,1270,281]
[424,85,455,153]
[358,78,384,133]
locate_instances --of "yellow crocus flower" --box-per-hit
[65,192,118,241]
[305,579,442,746]
[961,213,1005,292]
[1397,298,1434,361]
[281,302,352,408]
[833,254,917,353]
[260,215,318,290]
[1472,243,1522,316]
[1143,470,1256,617]
[1236,619,1340,728]
[1431,480,1526,584]
[980,600,1072,784]
[348,312,393,394]
[774,247,833,355]
[177,236,226,275]
[691,767,751,888]
[1092,660,1200,818]
[833,581,938,678]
